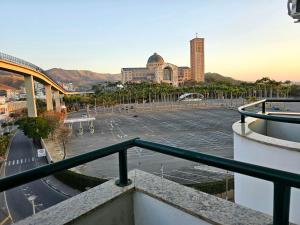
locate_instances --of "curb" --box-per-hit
[41,178,72,198]
[1,133,16,225]
[40,140,79,197]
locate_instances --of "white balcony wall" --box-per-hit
[134,192,210,225]
[233,117,300,224]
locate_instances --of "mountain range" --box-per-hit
[46,68,121,89]
[0,69,241,90]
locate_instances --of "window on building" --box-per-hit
[163,67,172,80]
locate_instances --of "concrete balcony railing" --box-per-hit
[233,99,300,224]
[0,136,299,224]
[15,170,273,225]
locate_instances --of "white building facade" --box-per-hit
[121,53,189,87]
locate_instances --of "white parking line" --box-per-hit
[12,160,15,166]
[8,161,11,166]
[32,157,34,162]
[16,160,19,165]
[20,159,23,164]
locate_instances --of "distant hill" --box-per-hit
[0,69,241,90]
[0,71,24,88]
[205,72,241,85]
[46,68,121,89]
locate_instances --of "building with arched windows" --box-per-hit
[121,53,184,86]
[121,37,205,86]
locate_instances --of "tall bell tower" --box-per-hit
[190,35,205,82]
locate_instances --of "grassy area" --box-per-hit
[185,177,234,195]
[54,169,107,192]
[54,168,233,195]
[0,134,11,159]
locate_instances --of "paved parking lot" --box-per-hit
[68,105,240,184]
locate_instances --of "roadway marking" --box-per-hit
[0,215,11,225]
[5,157,38,167]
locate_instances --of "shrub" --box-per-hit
[186,177,234,195]
[16,117,51,140]
[54,170,107,191]
[0,135,10,158]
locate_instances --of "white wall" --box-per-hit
[267,120,300,143]
[234,133,300,224]
[71,193,134,225]
[249,116,300,143]
[248,119,267,135]
[133,192,211,225]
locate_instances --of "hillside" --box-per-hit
[46,68,121,89]
[0,69,241,90]
[205,72,241,85]
[0,72,24,88]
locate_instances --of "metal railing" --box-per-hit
[0,52,67,92]
[0,138,299,225]
[0,52,45,74]
[238,98,300,124]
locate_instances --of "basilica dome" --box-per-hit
[147,53,164,65]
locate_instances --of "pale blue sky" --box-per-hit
[1,0,299,81]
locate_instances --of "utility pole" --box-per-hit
[28,195,37,215]
[94,98,97,116]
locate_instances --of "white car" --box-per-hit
[178,93,204,102]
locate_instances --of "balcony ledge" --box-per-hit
[232,113,300,152]
[15,170,272,225]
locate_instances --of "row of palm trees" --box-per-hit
[63,77,293,108]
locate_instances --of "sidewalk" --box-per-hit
[0,133,15,225]
[35,141,81,197]
[0,162,12,225]
[41,175,80,197]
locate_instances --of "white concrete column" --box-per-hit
[24,75,37,117]
[54,90,61,112]
[45,84,53,111]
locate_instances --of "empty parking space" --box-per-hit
[68,107,240,183]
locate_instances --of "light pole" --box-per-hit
[94,98,97,116]
[28,195,37,215]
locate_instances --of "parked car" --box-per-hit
[178,93,204,102]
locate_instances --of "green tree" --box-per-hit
[0,135,10,158]
[16,117,51,140]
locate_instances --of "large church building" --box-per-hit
[121,37,204,86]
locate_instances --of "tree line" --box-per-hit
[63,77,296,108]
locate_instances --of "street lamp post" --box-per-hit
[28,195,37,215]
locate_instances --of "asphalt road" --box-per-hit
[4,132,67,223]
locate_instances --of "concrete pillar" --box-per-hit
[24,75,37,117]
[54,90,61,113]
[45,84,53,111]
